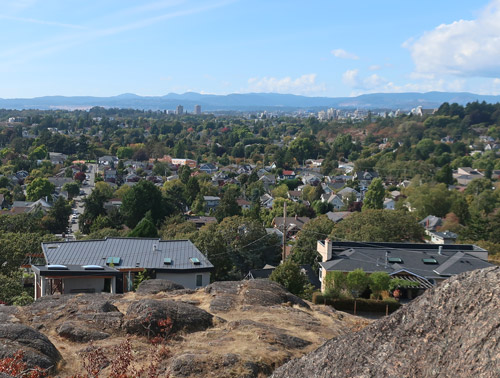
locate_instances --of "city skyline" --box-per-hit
[1,0,499,98]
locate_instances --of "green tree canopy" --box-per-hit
[362,178,385,210]
[269,260,309,296]
[26,178,55,201]
[128,212,158,238]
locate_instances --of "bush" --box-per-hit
[312,294,401,313]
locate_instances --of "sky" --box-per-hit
[1,0,500,98]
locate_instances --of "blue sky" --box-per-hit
[1,0,499,98]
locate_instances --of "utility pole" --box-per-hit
[282,201,287,262]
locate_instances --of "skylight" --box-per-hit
[106,257,121,266]
[387,257,403,264]
[82,265,105,270]
[47,264,68,270]
[190,257,201,265]
[422,258,438,264]
[164,258,172,265]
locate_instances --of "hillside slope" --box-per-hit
[272,267,500,378]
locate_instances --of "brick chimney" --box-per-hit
[317,238,332,262]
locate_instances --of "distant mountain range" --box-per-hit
[1,91,500,111]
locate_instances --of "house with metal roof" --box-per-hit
[317,240,492,300]
[32,237,214,299]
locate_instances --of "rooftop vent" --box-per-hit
[47,264,68,270]
[82,265,104,270]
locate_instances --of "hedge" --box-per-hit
[312,293,401,313]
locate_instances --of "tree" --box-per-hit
[291,215,335,269]
[122,180,171,228]
[368,271,391,299]
[435,164,453,185]
[269,260,309,296]
[346,269,369,297]
[362,178,385,210]
[185,176,200,206]
[28,144,48,160]
[272,184,289,199]
[26,178,54,201]
[323,271,347,298]
[194,223,233,281]
[128,212,158,238]
[215,187,241,222]
[62,181,80,199]
[42,196,72,234]
[74,171,86,183]
[117,146,134,159]
[331,210,424,242]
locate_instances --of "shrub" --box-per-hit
[312,295,401,313]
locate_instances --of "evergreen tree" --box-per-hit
[362,178,385,210]
[128,212,158,238]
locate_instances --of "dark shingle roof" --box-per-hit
[320,242,492,280]
[42,237,213,271]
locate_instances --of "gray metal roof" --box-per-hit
[42,238,213,271]
[320,243,493,280]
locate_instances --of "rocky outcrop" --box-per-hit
[0,324,61,371]
[136,279,185,294]
[205,280,309,312]
[57,321,110,342]
[272,267,500,378]
[124,299,213,336]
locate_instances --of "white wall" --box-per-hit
[63,277,105,294]
[156,272,211,289]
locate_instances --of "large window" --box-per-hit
[196,274,203,287]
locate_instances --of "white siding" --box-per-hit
[156,272,211,289]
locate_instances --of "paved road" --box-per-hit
[69,163,97,234]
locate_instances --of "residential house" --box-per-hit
[325,211,352,223]
[419,215,443,232]
[236,198,251,210]
[383,198,396,210]
[272,216,310,238]
[103,198,122,212]
[301,173,321,186]
[49,152,68,165]
[260,193,274,209]
[355,171,378,190]
[321,193,344,210]
[32,238,214,298]
[171,158,197,169]
[259,174,276,190]
[48,177,73,191]
[103,168,117,183]
[337,187,361,202]
[428,231,458,245]
[317,240,492,298]
[12,199,52,214]
[199,163,218,174]
[280,170,296,180]
[288,190,302,202]
[187,216,217,229]
[204,196,220,211]
[98,156,118,167]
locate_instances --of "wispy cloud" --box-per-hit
[0,0,236,69]
[0,15,87,29]
[331,48,359,60]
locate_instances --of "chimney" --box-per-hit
[295,214,298,220]
[438,245,443,255]
[317,238,332,262]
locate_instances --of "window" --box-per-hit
[422,258,438,264]
[387,257,403,264]
[163,258,172,265]
[190,257,201,265]
[106,257,121,266]
[196,274,203,287]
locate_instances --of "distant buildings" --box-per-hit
[176,105,184,115]
[194,104,201,115]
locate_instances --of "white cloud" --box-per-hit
[406,0,500,78]
[368,65,381,71]
[331,49,359,60]
[342,68,466,95]
[247,74,326,95]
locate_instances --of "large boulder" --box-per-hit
[204,280,309,312]
[0,324,61,371]
[272,267,500,378]
[57,321,110,342]
[124,299,213,336]
[136,279,185,295]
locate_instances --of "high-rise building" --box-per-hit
[194,104,201,115]
[176,105,184,115]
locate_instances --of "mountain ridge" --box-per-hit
[1,91,500,111]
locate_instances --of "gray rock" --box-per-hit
[57,321,110,342]
[0,323,61,371]
[136,279,185,294]
[205,280,310,312]
[272,267,500,378]
[124,299,213,336]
